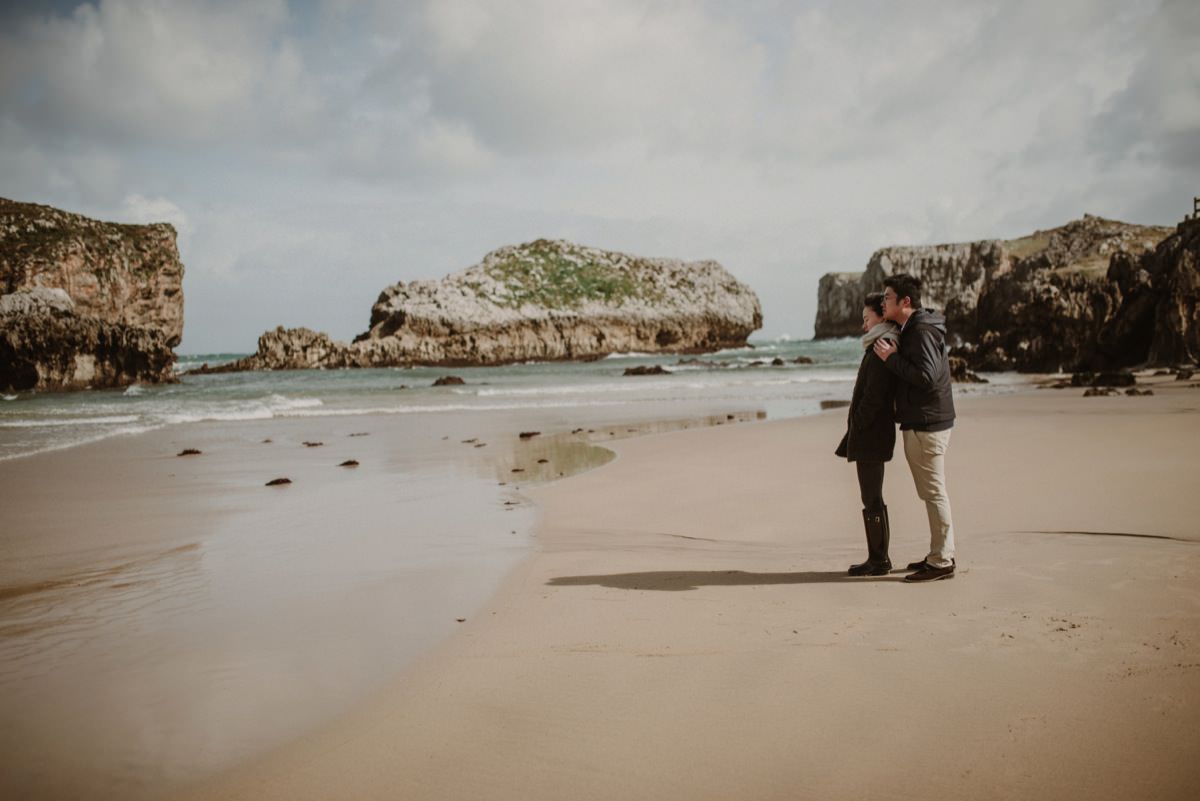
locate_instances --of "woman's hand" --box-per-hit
[873,339,897,361]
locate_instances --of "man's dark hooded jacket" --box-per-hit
[885,308,956,431]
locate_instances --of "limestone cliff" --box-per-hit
[1091,216,1200,368]
[814,215,1178,372]
[0,198,184,391]
[216,239,762,371]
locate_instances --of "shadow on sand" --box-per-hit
[547,569,906,591]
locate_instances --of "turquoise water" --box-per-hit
[0,338,1029,460]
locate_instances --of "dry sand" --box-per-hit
[176,381,1200,801]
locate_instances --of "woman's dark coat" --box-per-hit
[835,347,899,462]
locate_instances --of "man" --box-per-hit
[871,274,957,582]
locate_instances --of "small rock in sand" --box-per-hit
[519,431,541,439]
[177,448,202,456]
[302,441,324,447]
[511,468,525,473]
[339,459,359,467]
[266,477,292,486]
[537,458,549,464]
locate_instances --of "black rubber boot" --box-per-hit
[878,504,891,565]
[848,507,892,576]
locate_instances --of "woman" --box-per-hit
[835,292,900,576]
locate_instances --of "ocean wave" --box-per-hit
[159,408,278,424]
[123,385,146,396]
[2,394,16,401]
[158,394,324,424]
[461,373,856,397]
[0,414,143,428]
[266,394,323,410]
[281,399,636,417]
[0,423,163,461]
[600,352,658,360]
[470,382,674,397]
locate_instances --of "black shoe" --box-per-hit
[904,561,956,582]
[848,559,892,577]
[906,557,955,572]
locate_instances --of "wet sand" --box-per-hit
[0,404,762,799]
[176,378,1200,801]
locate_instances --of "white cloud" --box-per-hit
[1093,0,1200,169]
[398,0,769,155]
[0,0,1196,351]
[0,0,320,145]
[118,194,193,245]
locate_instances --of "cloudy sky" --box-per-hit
[1,0,1197,353]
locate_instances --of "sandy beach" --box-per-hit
[3,380,1199,800]
[4,1,1196,797]
[0,397,762,799]
[153,378,1200,801]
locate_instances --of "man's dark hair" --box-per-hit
[863,292,885,317]
[883,273,923,310]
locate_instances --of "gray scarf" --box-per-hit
[861,321,900,351]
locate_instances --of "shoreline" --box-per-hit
[179,379,1200,800]
[0,401,772,800]
[4,378,1198,799]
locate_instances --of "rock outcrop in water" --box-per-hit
[0,198,184,391]
[212,239,762,371]
[814,215,1183,372]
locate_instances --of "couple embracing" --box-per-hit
[835,273,957,583]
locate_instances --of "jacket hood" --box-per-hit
[908,307,946,333]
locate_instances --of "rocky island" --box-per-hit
[210,239,762,371]
[1,198,185,392]
[814,213,1198,371]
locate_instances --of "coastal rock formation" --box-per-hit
[216,239,762,371]
[815,240,1009,342]
[0,198,185,391]
[1091,217,1200,367]
[814,215,1179,372]
[1,289,177,391]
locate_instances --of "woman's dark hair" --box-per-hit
[883,273,923,310]
[863,292,885,317]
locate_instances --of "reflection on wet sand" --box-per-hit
[480,410,768,484]
[0,405,770,800]
[0,543,205,673]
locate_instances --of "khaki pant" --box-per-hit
[902,428,955,568]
